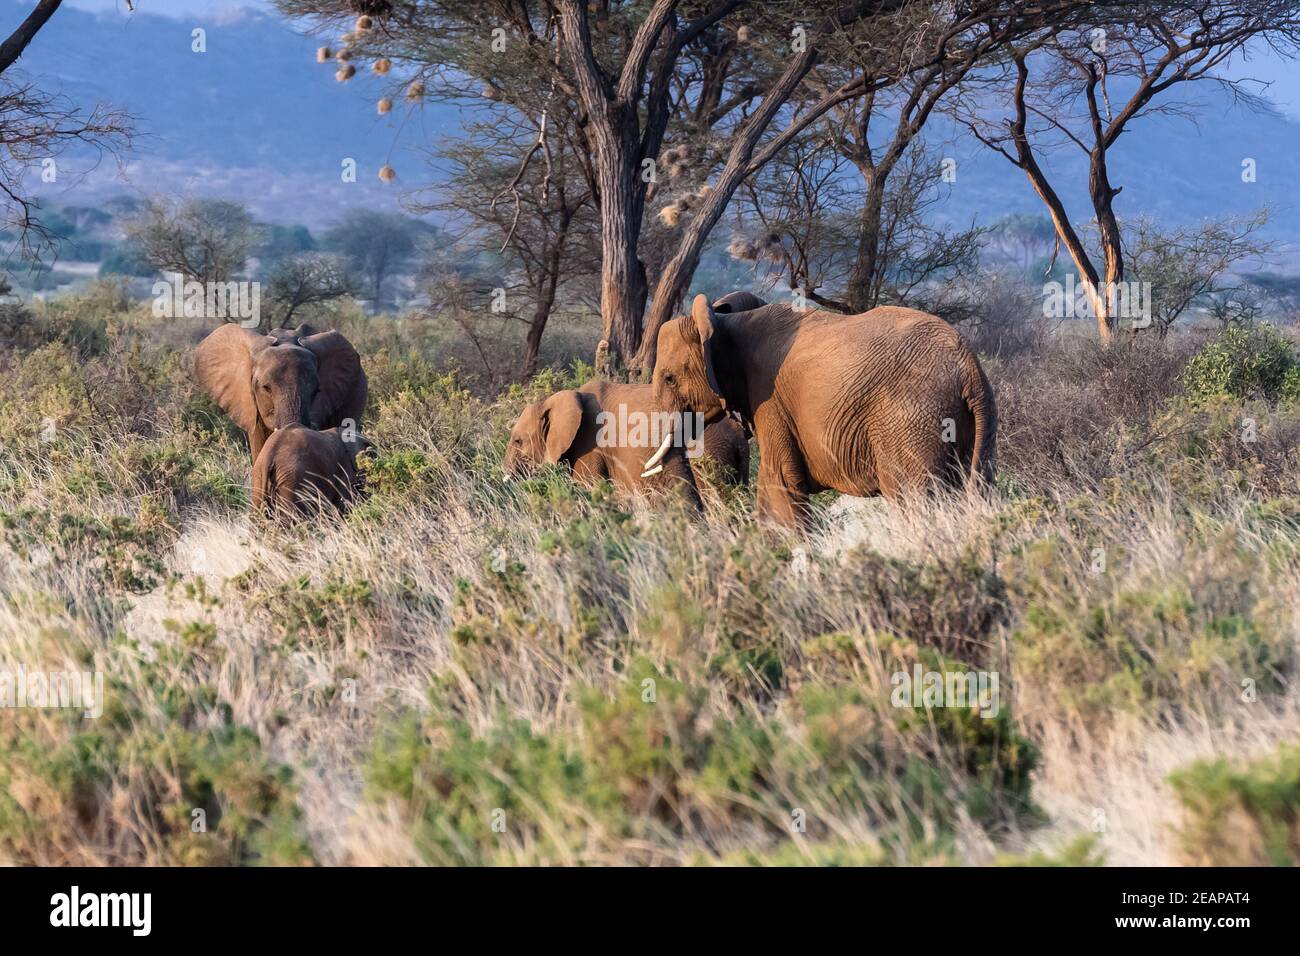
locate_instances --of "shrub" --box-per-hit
[1182,324,1298,404]
[367,666,1039,865]
[1169,744,1300,866]
[0,634,311,866]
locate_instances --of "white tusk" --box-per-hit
[642,430,674,473]
[641,464,664,479]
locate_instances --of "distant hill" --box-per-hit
[5,0,1300,256]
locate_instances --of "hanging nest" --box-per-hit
[660,188,712,230]
[336,64,357,82]
[377,98,393,115]
[379,165,397,183]
[355,15,374,32]
[373,58,392,75]
[729,232,783,263]
[657,186,712,229]
[659,144,692,179]
[316,46,332,63]
[336,47,353,62]
[482,83,503,102]
[348,0,393,16]
[737,25,751,44]
[407,79,426,102]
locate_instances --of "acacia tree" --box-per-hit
[1126,211,1273,338]
[732,136,984,316]
[278,0,1127,371]
[321,209,421,308]
[955,0,1300,341]
[265,252,357,328]
[635,0,1113,368]
[125,198,256,285]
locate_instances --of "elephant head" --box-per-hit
[711,291,768,314]
[195,323,367,461]
[503,390,584,478]
[651,294,730,430]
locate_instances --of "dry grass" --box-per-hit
[0,285,1296,865]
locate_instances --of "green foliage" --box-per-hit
[0,633,311,866]
[1,508,167,593]
[1169,744,1300,866]
[253,574,376,645]
[367,666,1039,865]
[1181,324,1299,404]
[1008,534,1291,728]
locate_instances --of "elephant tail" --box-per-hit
[960,348,997,489]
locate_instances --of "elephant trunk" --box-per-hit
[272,387,313,431]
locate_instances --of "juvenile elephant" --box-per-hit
[195,323,367,465]
[502,379,749,503]
[252,423,373,517]
[650,293,996,527]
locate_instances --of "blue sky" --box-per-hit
[62,0,1300,119]
[67,0,269,14]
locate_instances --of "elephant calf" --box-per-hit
[502,379,749,504]
[252,423,373,517]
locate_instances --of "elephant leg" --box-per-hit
[755,425,811,528]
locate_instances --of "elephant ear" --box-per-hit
[194,323,271,433]
[690,294,725,402]
[540,390,584,464]
[711,291,767,314]
[300,330,367,429]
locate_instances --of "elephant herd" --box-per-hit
[194,292,997,528]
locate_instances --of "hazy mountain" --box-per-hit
[9,0,1300,250]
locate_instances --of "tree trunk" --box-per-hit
[594,133,649,374]
[636,49,824,371]
[1008,56,1113,343]
[845,169,887,312]
[0,0,61,75]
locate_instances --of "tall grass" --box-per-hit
[0,287,1296,865]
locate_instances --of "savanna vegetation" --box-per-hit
[0,0,1298,869]
[0,281,1296,865]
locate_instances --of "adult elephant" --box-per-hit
[195,323,367,464]
[649,293,996,527]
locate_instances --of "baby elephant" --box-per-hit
[502,379,749,502]
[252,423,373,517]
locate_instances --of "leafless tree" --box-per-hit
[413,97,597,377]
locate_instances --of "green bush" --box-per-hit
[367,665,1038,865]
[0,640,311,866]
[1182,325,1298,404]
[1169,744,1300,866]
